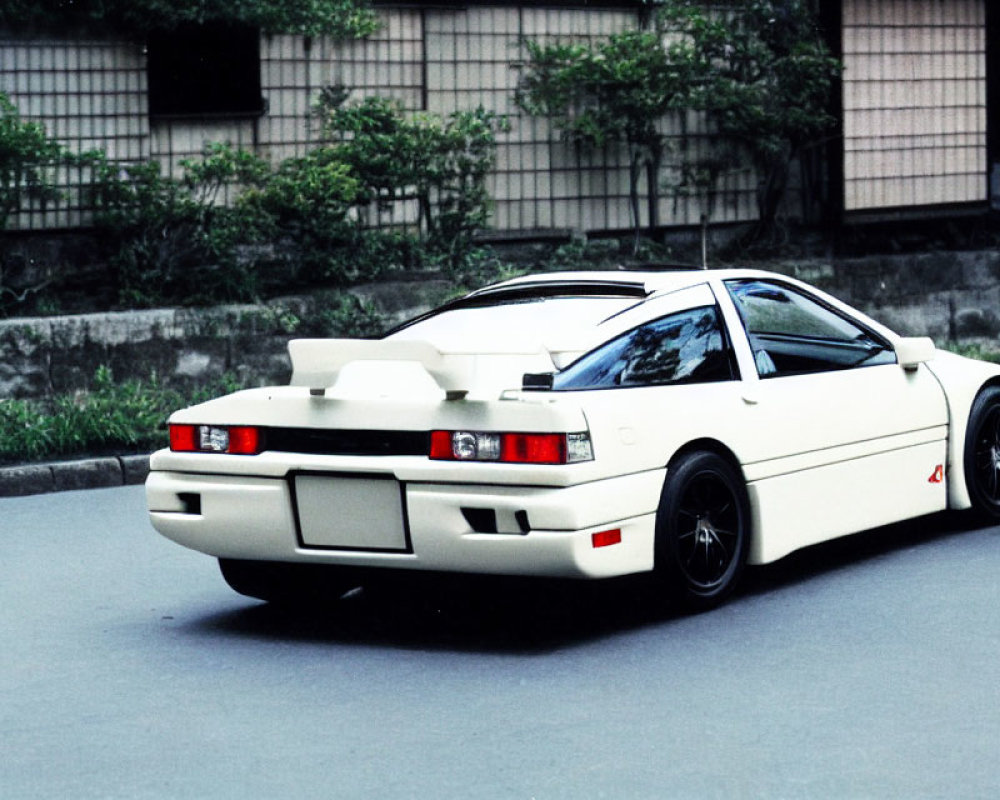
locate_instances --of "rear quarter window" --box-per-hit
[552,306,735,390]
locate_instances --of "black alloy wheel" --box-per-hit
[964,386,1000,520]
[655,450,750,611]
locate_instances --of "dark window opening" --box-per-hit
[147,22,264,118]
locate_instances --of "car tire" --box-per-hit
[963,385,1000,521]
[218,558,359,605]
[654,450,750,612]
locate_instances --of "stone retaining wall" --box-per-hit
[0,278,452,399]
[2,253,999,400]
[782,250,1000,343]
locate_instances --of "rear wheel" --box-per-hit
[218,559,359,605]
[654,450,750,612]
[964,386,1000,521]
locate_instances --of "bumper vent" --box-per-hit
[263,427,428,457]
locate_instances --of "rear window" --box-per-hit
[388,295,641,345]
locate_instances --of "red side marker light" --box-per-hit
[592,529,622,549]
[928,464,944,484]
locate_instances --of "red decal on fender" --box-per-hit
[928,465,944,484]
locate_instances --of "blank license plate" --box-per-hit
[294,475,407,551]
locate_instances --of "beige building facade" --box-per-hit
[0,1,994,235]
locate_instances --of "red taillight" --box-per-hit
[429,431,593,464]
[169,424,198,452]
[429,430,455,460]
[168,424,261,455]
[500,433,565,464]
[227,426,260,455]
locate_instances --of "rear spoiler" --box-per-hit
[288,338,550,400]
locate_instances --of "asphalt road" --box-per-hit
[2,486,999,799]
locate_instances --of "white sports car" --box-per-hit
[146,268,1000,610]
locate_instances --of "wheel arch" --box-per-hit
[655,439,752,610]
[667,437,746,483]
[923,352,1000,511]
[955,377,1000,513]
[946,377,1000,511]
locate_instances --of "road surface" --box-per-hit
[2,486,998,798]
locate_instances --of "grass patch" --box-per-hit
[0,366,244,466]
[938,342,1000,364]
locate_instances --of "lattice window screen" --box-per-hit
[0,39,148,230]
[843,0,987,211]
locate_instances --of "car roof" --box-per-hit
[385,267,789,339]
[470,268,776,299]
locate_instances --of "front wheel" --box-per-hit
[654,451,750,612]
[964,385,1000,521]
[218,559,359,606]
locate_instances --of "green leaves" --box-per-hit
[517,0,839,243]
[516,30,690,249]
[315,90,506,271]
[659,0,839,229]
[0,368,251,465]
[88,145,271,307]
[517,32,685,152]
[0,0,379,38]
[0,92,67,230]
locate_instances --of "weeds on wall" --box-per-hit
[0,366,246,465]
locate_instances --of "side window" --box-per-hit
[552,306,735,390]
[725,280,895,377]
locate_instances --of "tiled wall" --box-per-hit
[0,37,147,230]
[843,0,987,211]
[2,2,989,233]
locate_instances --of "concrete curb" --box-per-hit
[0,454,150,498]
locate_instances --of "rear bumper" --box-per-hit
[146,468,663,579]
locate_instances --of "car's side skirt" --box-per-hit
[747,438,948,564]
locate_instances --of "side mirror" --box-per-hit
[896,337,936,371]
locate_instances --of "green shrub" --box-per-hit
[315,89,507,273]
[0,92,66,231]
[0,366,246,465]
[237,148,363,287]
[90,144,270,307]
[308,293,388,339]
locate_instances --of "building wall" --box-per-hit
[842,0,987,212]
[1,5,768,237]
[2,2,991,234]
[0,37,148,230]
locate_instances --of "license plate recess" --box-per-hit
[294,474,408,551]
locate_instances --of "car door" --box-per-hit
[716,277,950,563]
